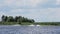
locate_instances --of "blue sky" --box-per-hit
[0,0,60,22]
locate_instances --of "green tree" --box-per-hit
[18,16,22,24]
[31,19,35,22]
[7,16,14,22]
[4,16,8,22]
[1,15,35,25]
[15,16,19,22]
[1,15,8,22]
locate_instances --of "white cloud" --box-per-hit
[1,0,48,8]
[4,0,15,5]
[40,8,60,22]
[10,9,23,13]
[25,0,42,7]
[56,0,60,5]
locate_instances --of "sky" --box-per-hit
[0,0,60,22]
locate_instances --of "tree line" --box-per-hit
[1,15,35,23]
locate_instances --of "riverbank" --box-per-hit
[0,22,60,26]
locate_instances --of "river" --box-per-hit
[0,25,60,34]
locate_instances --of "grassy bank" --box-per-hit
[0,22,34,25]
[0,22,60,26]
[34,22,60,26]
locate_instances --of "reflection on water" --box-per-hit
[0,25,60,34]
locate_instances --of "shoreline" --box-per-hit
[0,24,59,26]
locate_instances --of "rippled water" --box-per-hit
[0,25,60,34]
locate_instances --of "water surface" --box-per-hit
[0,25,60,34]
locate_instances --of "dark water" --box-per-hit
[0,25,60,34]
